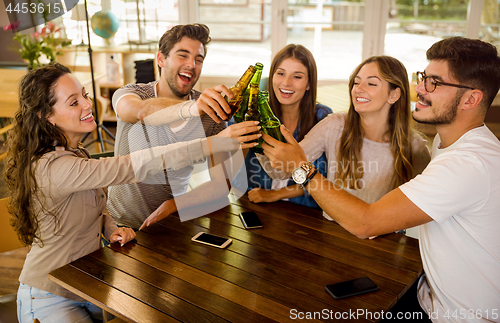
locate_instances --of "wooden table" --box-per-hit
[49,194,422,323]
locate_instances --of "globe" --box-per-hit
[91,10,119,39]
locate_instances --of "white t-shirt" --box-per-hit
[400,125,500,323]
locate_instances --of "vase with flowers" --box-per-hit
[4,20,72,70]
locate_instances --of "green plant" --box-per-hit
[4,21,72,70]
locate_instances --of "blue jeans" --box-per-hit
[17,283,104,323]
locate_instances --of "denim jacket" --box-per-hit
[244,104,331,209]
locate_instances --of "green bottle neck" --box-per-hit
[250,69,263,87]
[258,99,279,122]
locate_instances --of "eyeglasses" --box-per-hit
[416,71,474,93]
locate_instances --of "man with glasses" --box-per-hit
[262,37,500,322]
[414,71,475,126]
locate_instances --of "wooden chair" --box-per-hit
[0,197,25,323]
[0,198,23,253]
[0,68,23,161]
[0,90,18,162]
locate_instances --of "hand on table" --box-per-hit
[194,85,233,123]
[109,227,136,247]
[262,125,308,173]
[248,188,281,203]
[139,199,176,231]
[215,121,262,149]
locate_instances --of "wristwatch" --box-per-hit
[292,162,314,185]
[301,168,318,189]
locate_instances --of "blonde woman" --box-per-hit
[257,56,431,220]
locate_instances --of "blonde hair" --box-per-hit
[336,56,416,189]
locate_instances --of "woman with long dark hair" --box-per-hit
[5,62,241,322]
[246,44,331,208]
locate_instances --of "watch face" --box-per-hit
[292,168,307,184]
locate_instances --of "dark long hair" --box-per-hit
[268,44,319,141]
[4,62,71,245]
[337,56,415,189]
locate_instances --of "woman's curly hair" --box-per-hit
[4,62,70,245]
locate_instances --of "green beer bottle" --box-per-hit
[225,65,256,120]
[244,83,263,153]
[234,62,264,123]
[258,91,286,143]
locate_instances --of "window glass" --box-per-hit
[117,0,179,46]
[63,0,179,47]
[286,0,364,80]
[62,0,101,46]
[479,0,500,51]
[198,0,273,77]
[384,0,469,76]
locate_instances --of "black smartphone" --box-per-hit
[239,211,263,229]
[325,277,378,299]
[192,232,232,248]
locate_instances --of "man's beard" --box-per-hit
[412,91,462,125]
[165,66,198,98]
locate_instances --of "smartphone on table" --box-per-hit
[325,276,378,299]
[192,232,232,249]
[239,211,263,229]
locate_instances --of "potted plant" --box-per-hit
[4,21,72,70]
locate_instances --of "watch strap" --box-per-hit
[300,168,318,189]
[300,161,314,173]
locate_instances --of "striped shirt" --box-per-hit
[107,81,226,228]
